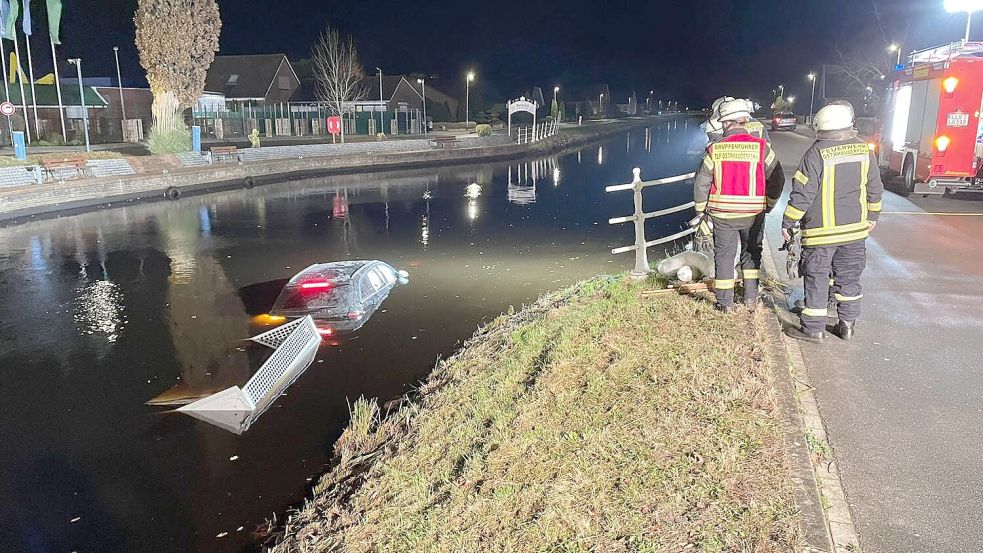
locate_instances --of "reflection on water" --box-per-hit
[0,119,704,553]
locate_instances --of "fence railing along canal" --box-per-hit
[606,167,697,277]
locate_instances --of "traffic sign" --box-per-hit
[0,101,15,117]
[326,116,341,135]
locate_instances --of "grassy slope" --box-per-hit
[271,276,799,553]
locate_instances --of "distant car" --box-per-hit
[771,112,797,131]
[270,260,408,339]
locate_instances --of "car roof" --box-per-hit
[287,260,381,285]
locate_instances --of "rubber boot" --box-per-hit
[833,320,855,341]
[783,325,825,344]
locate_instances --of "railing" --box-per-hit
[606,167,697,277]
[515,118,559,144]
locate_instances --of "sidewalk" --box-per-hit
[767,131,983,553]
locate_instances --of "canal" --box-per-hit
[0,119,702,552]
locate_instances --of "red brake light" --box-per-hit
[935,135,951,153]
[317,327,334,336]
[943,77,959,94]
[300,281,332,290]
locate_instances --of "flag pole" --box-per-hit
[24,33,38,138]
[11,35,30,143]
[0,39,10,141]
[50,36,64,140]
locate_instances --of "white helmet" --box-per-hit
[704,116,723,136]
[711,96,735,115]
[717,99,751,123]
[742,99,756,114]
[814,102,855,131]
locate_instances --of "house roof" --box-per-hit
[205,54,298,100]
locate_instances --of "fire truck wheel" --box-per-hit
[901,157,915,197]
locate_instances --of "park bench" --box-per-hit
[40,156,90,182]
[209,145,241,163]
[428,136,457,149]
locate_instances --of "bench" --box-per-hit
[428,136,457,149]
[40,156,90,182]
[209,145,241,163]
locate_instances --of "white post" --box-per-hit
[50,38,66,141]
[25,34,39,138]
[532,103,537,142]
[12,36,30,142]
[629,168,649,278]
[0,40,11,139]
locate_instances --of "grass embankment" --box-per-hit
[0,150,122,168]
[271,276,799,552]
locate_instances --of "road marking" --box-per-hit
[883,211,983,216]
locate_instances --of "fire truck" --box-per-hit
[877,41,983,195]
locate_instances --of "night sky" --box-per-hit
[49,0,983,105]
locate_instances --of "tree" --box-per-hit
[135,0,221,153]
[311,24,366,143]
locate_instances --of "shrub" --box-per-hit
[475,124,492,137]
[147,125,192,154]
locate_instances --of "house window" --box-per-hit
[226,74,239,85]
[278,75,290,90]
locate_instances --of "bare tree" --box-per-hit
[135,0,221,152]
[312,25,365,143]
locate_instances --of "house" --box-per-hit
[562,84,612,118]
[204,54,300,107]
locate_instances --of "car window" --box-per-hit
[359,275,376,299]
[366,269,385,293]
[375,265,396,285]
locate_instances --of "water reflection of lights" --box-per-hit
[597,145,604,165]
[420,215,430,247]
[465,183,482,199]
[553,167,560,186]
[74,280,125,343]
[467,199,479,221]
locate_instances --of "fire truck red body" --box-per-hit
[878,41,983,195]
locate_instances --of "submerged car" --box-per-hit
[771,111,797,131]
[269,260,409,338]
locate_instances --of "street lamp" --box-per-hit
[375,67,383,134]
[778,84,785,98]
[113,46,126,121]
[67,58,90,152]
[599,92,604,116]
[945,0,983,42]
[807,73,817,122]
[466,71,475,128]
[888,43,902,66]
[788,96,796,104]
[417,78,427,135]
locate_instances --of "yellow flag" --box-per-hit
[36,73,55,85]
[8,52,27,84]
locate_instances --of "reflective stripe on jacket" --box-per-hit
[782,131,884,247]
[693,130,783,221]
[745,118,770,143]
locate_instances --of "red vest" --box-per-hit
[707,133,768,215]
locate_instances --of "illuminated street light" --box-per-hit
[788,96,796,104]
[945,0,983,42]
[889,43,903,65]
[466,71,475,128]
[417,78,427,135]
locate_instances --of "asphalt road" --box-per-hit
[766,130,983,553]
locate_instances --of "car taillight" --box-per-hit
[935,135,951,153]
[300,281,332,290]
[317,327,334,336]
[868,142,877,152]
[943,76,959,95]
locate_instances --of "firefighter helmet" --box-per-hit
[704,116,723,135]
[711,96,735,115]
[814,102,855,131]
[717,99,751,123]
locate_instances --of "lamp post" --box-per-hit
[376,67,383,134]
[113,46,127,121]
[553,85,559,103]
[945,0,983,42]
[599,93,604,117]
[417,78,427,135]
[466,71,475,128]
[778,84,785,98]
[889,43,902,66]
[68,58,90,152]
[808,73,817,123]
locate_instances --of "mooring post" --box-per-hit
[629,167,650,278]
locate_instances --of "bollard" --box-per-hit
[628,168,650,278]
[12,131,26,160]
[191,125,201,153]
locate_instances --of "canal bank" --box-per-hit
[0,117,675,224]
[266,275,825,552]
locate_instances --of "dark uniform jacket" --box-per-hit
[694,128,785,228]
[745,117,770,143]
[782,129,884,247]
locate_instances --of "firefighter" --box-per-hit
[741,99,771,143]
[694,99,785,312]
[782,101,883,343]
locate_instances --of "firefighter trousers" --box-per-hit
[711,214,764,307]
[800,241,866,334]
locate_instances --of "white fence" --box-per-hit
[606,167,697,277]
[515,118,558,144]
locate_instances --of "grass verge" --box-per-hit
[269,275,799,552]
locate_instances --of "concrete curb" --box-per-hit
[760,231,862,553]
